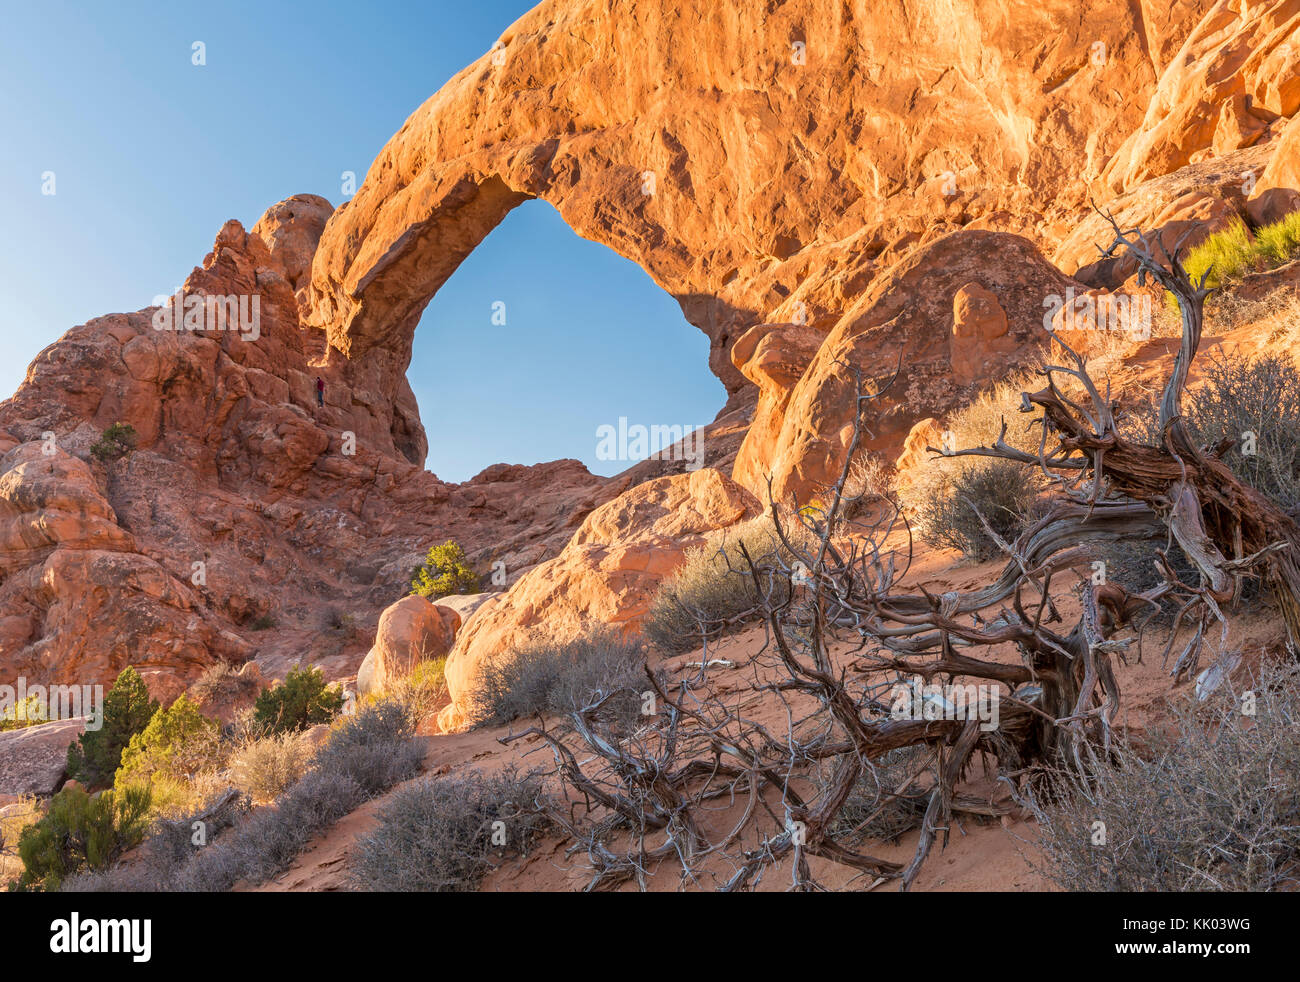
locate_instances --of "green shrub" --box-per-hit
[1256,209,1300,267]
[1178,210,1300,299]
[351,767,551,892]
[89,421,137,462]
[411,540,480,598]
[468,632,647,729]
[248,614,276,632]
[11,785,151,891]
[66,666,158,788]
[644,522,797,653]
[115,694,219,791]
[0,693,47,732]
[253,665,344,735]
[1183,217,1257,291]
[917,459,1040,561]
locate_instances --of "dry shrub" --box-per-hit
[351,767,551,892]
[383,656,448,726]
[170,769,368,892]
[826,746,932,845]
[838,451,896,522]
[469,632,646,729]
[312,698,424,796]
[944,367,1047,456]
[644,520,800,653]
[1028,663,1300,891]
[1089,535,1203,616]
[228,730,316,804]
[0,796,43,887]
[916,460,1041,561]
[64,699,424,891]
[1204,286,1300,336]
[1184,352,1300,515]
[189,660,261,708]
[906,370,1045,560]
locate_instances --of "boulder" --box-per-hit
[0,718,85,797]
[358,595,460,697]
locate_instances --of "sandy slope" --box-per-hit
[252,525,1289,892]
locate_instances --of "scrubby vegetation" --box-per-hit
[66,666,158,788]
[9,785,151,891]
[469,632,647,729]
[1183,211,1300,293]
[0,693,46,731]
[311,698,424,795]
[227,730,316,805]
[89,421,137,462]
[253,665,344,734]
[1029,663,1300,891]
[909,371,1045,561]
[115,695,218,787]
[644,522,799,653]
[189,659,261,707]
[380,656,448,725]
[825,746,933,845]
[351,767,551,891]
[916,459,1041,561]
[114,694,221,817]
[1184,352,1300,515]
[54,698,424,892]
[411,540,480,599]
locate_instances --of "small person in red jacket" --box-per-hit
[316,376,325,408]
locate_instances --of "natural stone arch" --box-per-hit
[302,0,1217,494]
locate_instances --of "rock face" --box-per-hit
[2,0,1300,719]
[0,205,624,696]
[305,0,1216,392]
[1251,112,1300,224]
[304,0,1300,505]
[1102,1,1299,192]
[0,718,84,797]
[733,231,1082,503]
[438,469,760,730]
[357,595,460,697]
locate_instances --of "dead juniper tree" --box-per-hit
[936,208,1300,675]
[498,213,1298,891]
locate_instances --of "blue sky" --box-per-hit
[0,0,724,482]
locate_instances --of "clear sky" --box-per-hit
[0,0,724,482]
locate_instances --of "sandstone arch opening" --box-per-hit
[406,199,727,482]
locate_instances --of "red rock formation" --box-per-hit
[3,0,1300,719]
[357,595,460,697]
[0,205,622,697]
[438,469,760,730]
